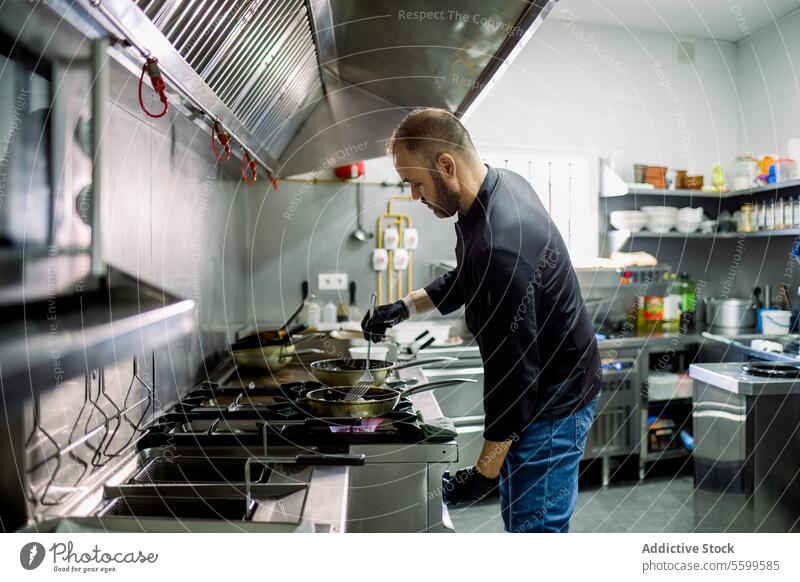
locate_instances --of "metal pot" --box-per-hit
[306,378,476,418]
[309,357,456,387]
[704,297,757,332]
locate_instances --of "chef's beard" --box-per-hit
[427,170,461,218]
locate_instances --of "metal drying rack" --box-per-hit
[25,358,156,507]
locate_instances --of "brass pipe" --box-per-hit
[376,212,412,303]
[281,177,406,187]
[373,195,415,304]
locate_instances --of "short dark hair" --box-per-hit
[387,108,478,168]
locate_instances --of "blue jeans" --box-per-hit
[499,395,598,532]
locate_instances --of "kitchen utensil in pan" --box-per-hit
[306,378,476,418]
[347,293,378,400]
[310,356,456,387]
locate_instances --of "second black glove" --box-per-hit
[361,300,409,342]
[442,466,500,506]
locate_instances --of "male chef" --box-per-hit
[361,108,601,533]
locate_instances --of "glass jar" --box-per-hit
[775,198,785,229]
[739,203,754,232]
[756,201,766,230]
[793,196,800,228]
[784,198,794,229]
[766,201,776,230]
[734,154,757,190]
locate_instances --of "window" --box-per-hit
[480,152,598,263]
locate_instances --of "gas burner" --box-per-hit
[329,418,385,433]
[147,377,446,445]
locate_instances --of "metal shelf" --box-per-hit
[609,228,800,242]
[611,178,800,199]
[0,269,195,403]
[622,187,730,198]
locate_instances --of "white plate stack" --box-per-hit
[609,210,649,232]
[675,207,703,233]
[641,206,678,233]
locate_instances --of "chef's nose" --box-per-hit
[411,185,423,201]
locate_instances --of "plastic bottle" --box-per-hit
[784,197,794,229]
[643,295,664,332]
[676,272,696,327]
[322,300,337,325]
[662,294,682,332]
[766,201,775,230]
[757,201,766,230]
[304,294,321,329]
[793,196,800,228]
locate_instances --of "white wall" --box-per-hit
[466,10,740,184]
[737,9,800,157]
[247,13,800,321]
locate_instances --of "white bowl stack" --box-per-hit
[675,207,703,233]
[609,210,649,232]
[641,206,678,233]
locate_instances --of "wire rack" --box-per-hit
[25,356,156,508]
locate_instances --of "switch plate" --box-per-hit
[318,273,348,290]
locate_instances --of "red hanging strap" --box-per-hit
[267,170,278,191]
[211,120,231,161]
[242,152,257,184]
[138,57,168,118]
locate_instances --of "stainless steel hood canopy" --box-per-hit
[129,0,554,176]
[280,0,554,175]
[5,0,553,177]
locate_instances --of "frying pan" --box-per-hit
[309,356,456,387]
[231,325,312,351]
[231,343,323,370]
[232,298,308,350]
[306,378,476,418]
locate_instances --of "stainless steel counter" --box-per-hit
[689,360,800,532]
[598,329,800,359]
[689,362,800,395]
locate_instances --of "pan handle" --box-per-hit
[391,357,458,371]
[402,378,477,396]
[288,332,323,346]
[293,348,324,356]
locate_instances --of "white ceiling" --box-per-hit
[556,0,800,42]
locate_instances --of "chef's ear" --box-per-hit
[435,152,459,183]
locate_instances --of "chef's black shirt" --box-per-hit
[425,167,601,441]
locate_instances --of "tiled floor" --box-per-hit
[450,475,696,533]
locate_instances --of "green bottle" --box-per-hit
[677,272,696,325]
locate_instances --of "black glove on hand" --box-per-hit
[361,300,409,342]
[442,466,500,506]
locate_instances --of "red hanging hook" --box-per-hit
[242,151,257,184]
[267,170,278,191]
[138,56,168,118]
[211,120,231,161]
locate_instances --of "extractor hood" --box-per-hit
[126,0,555,175]
[128,0,555,176]
[4,0,555,177]
[279,0,555,175]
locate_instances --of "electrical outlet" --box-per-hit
[318,273,348,290]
